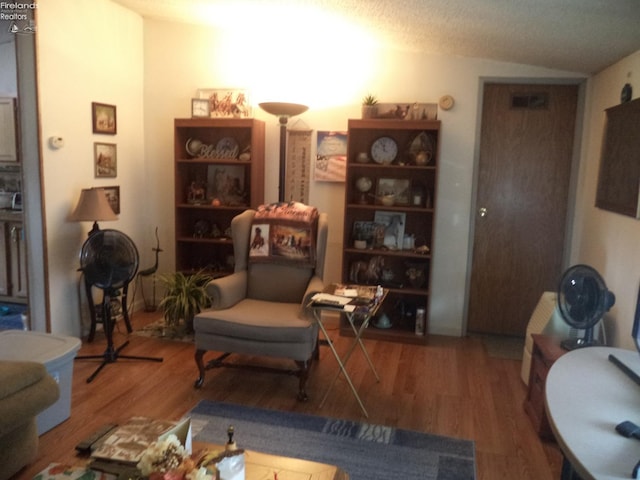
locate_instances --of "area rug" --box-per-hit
[132,318,194,342]
[187,400,476,480]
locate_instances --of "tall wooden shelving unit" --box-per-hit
[174,118,265,275]
[341,118,440,344]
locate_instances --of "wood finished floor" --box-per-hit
[16,311,563,479]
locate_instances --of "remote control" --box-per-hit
[75,423,118,454]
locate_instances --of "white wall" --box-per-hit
[41,1,640,341]
[141,19,584,337]
[37,0,144,336]
[570,50,640,350]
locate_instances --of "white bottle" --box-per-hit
[415,308,425,335]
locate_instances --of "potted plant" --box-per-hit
[158,270,213,334]
[361,94,379,119]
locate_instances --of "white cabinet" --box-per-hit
[0,97,17,162]
[0,222,8,295]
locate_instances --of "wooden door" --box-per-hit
[467,84,578,336]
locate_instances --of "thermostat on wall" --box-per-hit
[49,136,64,149]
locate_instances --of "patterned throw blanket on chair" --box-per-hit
[249,202,319,267]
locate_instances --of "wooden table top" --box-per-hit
[194,442,349,480]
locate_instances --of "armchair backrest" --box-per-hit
[231,208,328,303]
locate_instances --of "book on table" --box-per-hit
[310,284,382,312]
[90,416,192,466]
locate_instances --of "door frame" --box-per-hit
[16,23,50,332]
[462,77,587,335]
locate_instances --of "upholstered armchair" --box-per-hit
[193,204,328,401]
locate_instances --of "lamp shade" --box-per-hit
[259,102,308,119]
[70,188,117,222]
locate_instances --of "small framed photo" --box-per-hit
[103,185,120,214]
[197,88,251,118]
[94,142,117,178]
[374,211,406,250]
[376,178,411,205]
[353,220,385,248]
[91,102,117,134]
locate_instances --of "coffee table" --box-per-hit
[38,442,349,480]
[196,442,349,480]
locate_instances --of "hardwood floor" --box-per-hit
[16,311,563,479]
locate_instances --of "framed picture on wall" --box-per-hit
[103,185,120,214]
[94,142,117,178]
[91,102,117,134]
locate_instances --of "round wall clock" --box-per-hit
[371,136,398,164]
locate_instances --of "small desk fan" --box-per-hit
[557,264,615,350]
[75,229,162,382]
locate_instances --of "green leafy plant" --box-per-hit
[362,94,378,105]
[158,270,213,333]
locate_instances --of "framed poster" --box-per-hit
[315,131,347,182]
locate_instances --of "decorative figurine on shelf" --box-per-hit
[349,256,384,284]
[405,263,426,288]
[193,219,210,238]
[187,180,206,204]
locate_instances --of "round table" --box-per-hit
[546,346,640,479]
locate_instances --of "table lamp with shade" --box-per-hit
[259,102,308,202]
[69,187,117,236]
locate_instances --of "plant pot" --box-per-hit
[361,105,378,119]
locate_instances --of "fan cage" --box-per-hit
[80,229,139,290]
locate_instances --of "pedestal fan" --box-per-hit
[75,229,162,382]
[557,264,615,350]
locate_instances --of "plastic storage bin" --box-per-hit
[0,330,81,434]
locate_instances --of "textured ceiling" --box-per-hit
[113,0,640,74]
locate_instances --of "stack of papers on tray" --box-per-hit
[310,293,356,312]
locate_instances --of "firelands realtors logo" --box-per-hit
[1,1,37,34]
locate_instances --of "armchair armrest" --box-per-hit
[206,271,248,310]
[300,275,325,319]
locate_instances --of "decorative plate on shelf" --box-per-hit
[216,137,239,158]
[371,136,398,164]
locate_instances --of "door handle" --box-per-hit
[478,207,487,217]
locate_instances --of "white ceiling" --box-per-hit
[113,0,640,74]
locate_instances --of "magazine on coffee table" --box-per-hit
[91,416,191,465]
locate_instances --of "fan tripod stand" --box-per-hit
[76,286,163,383]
